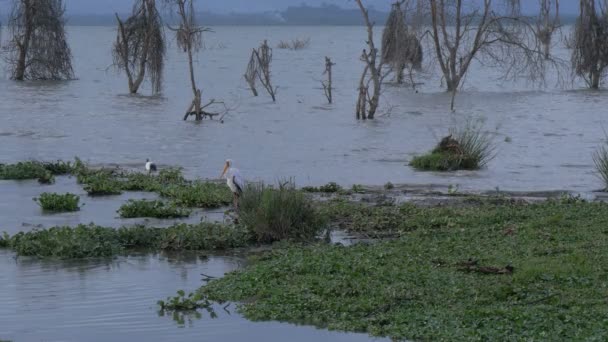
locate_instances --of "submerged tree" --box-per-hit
[572,0,608,89]
[5,0,74,81]
[428,0,548,110]
[243,40,277,101]
[322,56,334,104]
[165,0,218,121]
[113,0,165,94]
[381,1,423,84]
[536,0,560,59]
[355,0,386,120]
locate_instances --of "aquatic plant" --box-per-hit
[34,193,81,212]
[82,176,123,196]
[239,180,327,243]
[202,200,608,341]
[0,161,52,181]
[159,181,232,208]
[118,199,191,219]
[158,290,214,312]
[6,222,250,258]
[411,123,495,171]
[302,182,342,193]
[384,182,394,190]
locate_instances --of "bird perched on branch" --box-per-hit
[220,159,244,210]
[145,159,157,174]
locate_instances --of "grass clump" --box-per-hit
[159,181,232,208]
[118,200,191,219]
[34,193,80,212]
[411,123,495,171]
[239,181,326,243]
[6,223,250,258]
[202,199,608,341]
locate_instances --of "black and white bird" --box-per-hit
[145,159,157,174]
[220,159,244,209]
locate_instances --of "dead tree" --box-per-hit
[428,0,549,111]
[165,0,217,121]
[254,40,277,102]
[382,1,423,84]
[322,56,335,104]
[355,0,384,120]
[5,0,74,80]
[571,0,608,89]
[113,0,165,94]
[535,0,560,60]
[244,50,259,96]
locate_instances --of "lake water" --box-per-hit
[0,25,605,341]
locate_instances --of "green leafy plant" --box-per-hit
[239,180,327,243]
[118,200,191,219]
[34,193,81,212]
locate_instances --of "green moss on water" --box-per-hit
[201,199,608,341]
[5,223,250,258]
[34,193,80,212]
[118,200,191,219]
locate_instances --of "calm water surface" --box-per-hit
[0,25,605,341]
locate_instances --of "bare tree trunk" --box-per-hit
[13,0,33,81]
[322,56,334,104]
[355,0,382,120]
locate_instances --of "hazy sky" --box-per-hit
[0,0,579,15]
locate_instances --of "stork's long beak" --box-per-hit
[220,163,229,179]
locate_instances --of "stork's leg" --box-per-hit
[233,193,240,212]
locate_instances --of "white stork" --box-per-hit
[145,159,157,175]
[220,159,244,210]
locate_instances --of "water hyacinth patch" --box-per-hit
[159,181,232,208]
[201,199,608,341]
[34,193,81,212]
[5,223,250,258]
[118,199,191,219]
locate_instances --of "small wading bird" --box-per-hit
[221,159,244,210]
[145,159,157,174]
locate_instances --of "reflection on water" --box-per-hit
[0,249,383,342]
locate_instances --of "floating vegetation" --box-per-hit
[34,193,81,212]
[118,199,191,219]
[159,181,232,208]
[384,182,395,190]
[239,180,327,243]
[411,123,495,171]
[302,182,343,193]
[202,199,608,341]
[5,223,250,258]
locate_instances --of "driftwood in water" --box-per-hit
[322,56,335,104]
